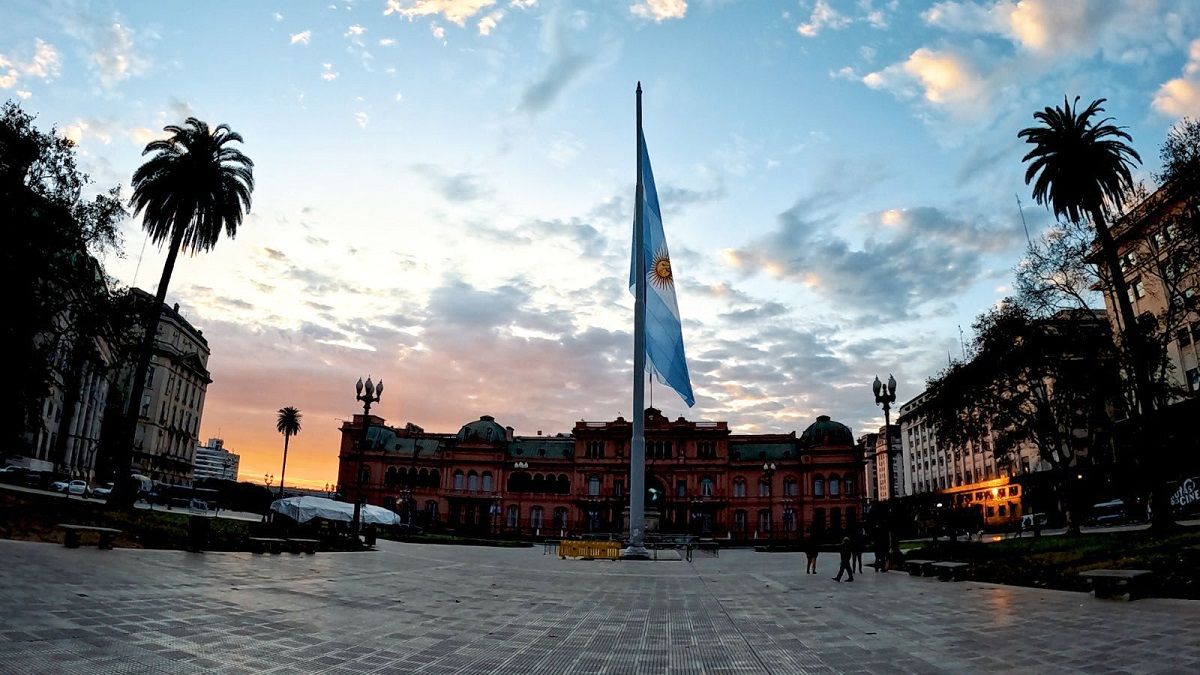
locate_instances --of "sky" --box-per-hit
[5,0,1200,489]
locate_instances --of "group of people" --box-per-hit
[802,527,894,582]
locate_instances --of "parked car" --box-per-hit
[1088,500,1129,526]
[92,483,114,498]
[51,480,70,492]
[66,480,91,497]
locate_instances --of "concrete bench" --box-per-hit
[248,537,288,554]
[931,561,970,582]
[59,524,122,550]
[286,538,320,554]
[905,559,938,577]
[1080,569,1154,600]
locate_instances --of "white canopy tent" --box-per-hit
[270,495,401,526]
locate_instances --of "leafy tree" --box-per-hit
[1018,96,1180,531]
[1,101,131,464]
[111,118,254,505]
[275,406,302,497]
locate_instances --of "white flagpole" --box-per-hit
[624,81,650,559]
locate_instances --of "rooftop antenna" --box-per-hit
[1015,193,1032,246]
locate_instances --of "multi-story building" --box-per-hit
[873,425,903,501]
[336,408,866,541]
[126,290,211,486]
[194,438,239,482]
[857,432,879,501]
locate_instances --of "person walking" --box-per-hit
[851,527,865,574]
[804,534,819,574]
[833,536,854,582]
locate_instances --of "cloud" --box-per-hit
[631,0,688,22]
[274,12,284,22]
[354,111,370,128]
[797,0,850,37]
[478,10,504,35]
[379,37,397,46]
[321,63,339,81]
[290,30,312,45]
[128,126,169,146]
[411,164,491,202]
[862,47,989,118]
[89,22,150,88]
[345,24,365,37]
[431,23,446,40]
[1154,39,1200,118]
[384,0,498,26]
[517,8,599,115]
[0,39,62,90]
[725,191,1021,320]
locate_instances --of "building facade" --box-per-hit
[127,291,212,486]
[872,425,902,501]
[336,409,866,541]
[194,438,240,482]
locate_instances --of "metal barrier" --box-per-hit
[559,539,621,560]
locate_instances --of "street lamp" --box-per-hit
[762,462,776,539]
[352,375,383,541]
[513,461,529,469]
[873,373,901,565]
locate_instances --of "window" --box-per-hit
[553,507,568,530]
[506,505,519,527]
[782,507,796,531]
[758,509,772,532]
[425,500,438,518]
[453,471,464,490]
[359,465,371,485]
[697,441,716,459]
[700,476,714,496]
[585,440,604,458]
[828,475,840,496]
[676,480,687,497]
[733,510,747,532]
[733,478,746,498]
[844,477,854,496]
[830,507,841,532]
[614,479,624,496]
[998,505,1007,517]
[1010,485,1019,496]
[783,477,798,496]
[986,506,995,517]
[758,479,771,497]
[813,477,825,497]
[588,475,601,496]
[482,472,493,492]
[530,506,544,529]
[467,472,479,491]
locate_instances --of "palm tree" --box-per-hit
[1018,97,1172,531]
[110,119,253,506]
[276,406,303,498]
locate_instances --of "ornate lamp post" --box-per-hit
[762,462,776,539]
[352,375,383,540]
[873,373,902,565]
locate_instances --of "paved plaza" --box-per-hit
[1,539,1198,674]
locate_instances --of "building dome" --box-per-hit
[799,415,853,447]
[457,415,508,443]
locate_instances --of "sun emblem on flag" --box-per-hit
[649,248,673,290]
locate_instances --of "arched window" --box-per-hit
[553,507,569,529]
[813,476,825,497]
[844,477,855,496]
[733,510,747,532]
[557,474,570,494]
[384,466,399,487]
[508,471,530,492]
[530,506,544,529]
[429,469,441,488]
[467,471,479,491]
[733,478,746,498]
[758,479,770,497]
[506,505,519,528]
[588,475,601,496]
[418,469,429,486]
[700,476,714,497]
[532,473,546,493]
[783,477,798,496]
[359,465,371,485]
[453,470,464,490]
[828,474,840,496]
[482,472,493,492]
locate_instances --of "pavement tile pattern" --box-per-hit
[1,539,1198,674]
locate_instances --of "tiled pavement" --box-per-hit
[1,539,1198,674]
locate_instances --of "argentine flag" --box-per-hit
[630,130,695,407]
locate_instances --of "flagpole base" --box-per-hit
[620,545,651,560]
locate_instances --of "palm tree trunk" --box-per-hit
[108,226,185,508]
[278,433,290,498]
[1090,207,1174,532]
